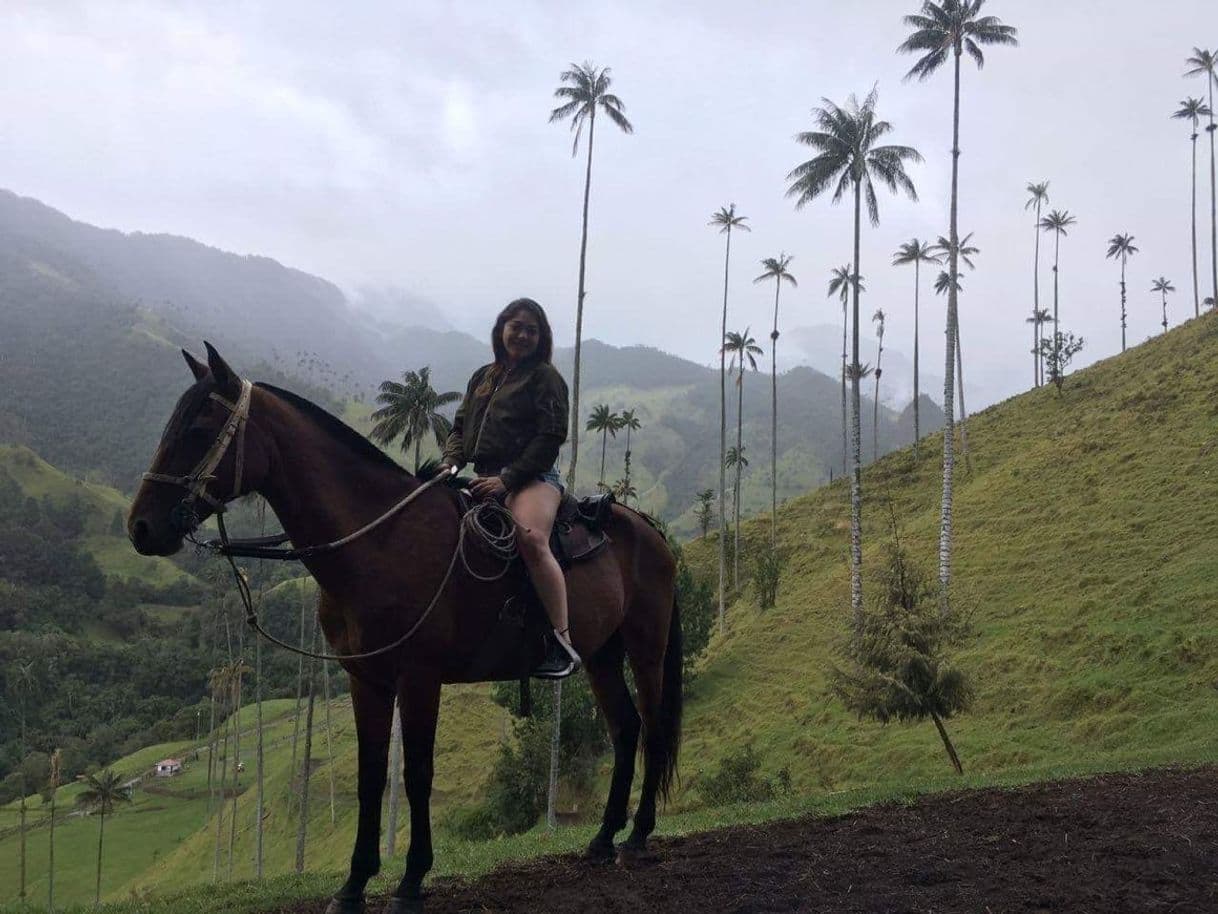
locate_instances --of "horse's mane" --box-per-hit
[256,383,411,479]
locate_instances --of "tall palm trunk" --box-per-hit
[213,694,229,881]
[228,658,243,879]
[840,302,848,476]
[566,110,597,491]
[1190,127,1200,316]
[93,807,106,906]
[47,791,56,912]
[872,334,882,463]
[623,424,633,506]
[770,281,780,545]
[323,661,336,825]
[914,259,922,453]
[289,590,307,808]
[939,47,962,599]
[1052,230,1061,369]
[1120,254,1129,351]
[734,359,744,590]
[599,428,609,487]
[717,225,733,633]
[849,179,864,631]
[254,628,264,879]
[1207,79,1217,308]
[254,502,265,879]
[1162,288,1169,332]
[955,326,970,467]
[546,681,562,829]
[295,646,318,874]
[1032,198,1043,385]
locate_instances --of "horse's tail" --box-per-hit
[657,590,683,802]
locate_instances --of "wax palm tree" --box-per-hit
[871,309,886,463]
[618,408,641,506]
[722,329,763,589]
[724,444,749,569]
[787,88,920,628]
[899,0,1018,599]
[1207,296,1217,310]
[586,404,622,490]
[8,660,35,905]
[1173,98,1212,317]
[1025,181,1050,386]
[1185,49,1217,308]
[550,62,634,492]
[1152,277,1176,332]
[44,749,61,913]
[754,254,798,542]
[694,488,715,538]
[370,367,460,472]
[827,265,865,476]
[933,232,979,462]
[77,769,134,906]
[892,239,941,451]
[1040,210,1076,366]
[1106,233,1139,351]
[709,204,749,631]
[1026,308,1050,384]
[611,476,637,503]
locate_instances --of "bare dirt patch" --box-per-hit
[288,767,1218,913]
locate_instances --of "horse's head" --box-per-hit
[128,343,273,556]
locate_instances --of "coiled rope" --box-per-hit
[225,497,520,662]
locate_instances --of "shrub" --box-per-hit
[752,547,784,610]
[696,741,790,807]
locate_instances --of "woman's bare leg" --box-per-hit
[507,481,570,638]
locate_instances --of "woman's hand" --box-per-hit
[469,475,507,500]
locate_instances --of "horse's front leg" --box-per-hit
[327,674,394,914]
[387,670,442,913]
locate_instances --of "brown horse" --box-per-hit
[128,344,682,913]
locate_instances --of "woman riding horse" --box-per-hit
[439,297,581,679]
[127,338,682,913]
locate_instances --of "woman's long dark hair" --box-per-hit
[476,298,554,396]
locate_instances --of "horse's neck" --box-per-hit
[254,392,420,582]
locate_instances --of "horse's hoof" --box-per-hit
[586,837,615,863]
[325,895,365,914]
[382,894,424,914]
[615,841,657,867]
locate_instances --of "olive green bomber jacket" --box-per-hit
[441,360,569,492]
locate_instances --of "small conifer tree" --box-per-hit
[832,538,972,774]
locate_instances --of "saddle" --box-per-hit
[550,491,615,567]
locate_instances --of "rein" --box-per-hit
[149,377,517,663]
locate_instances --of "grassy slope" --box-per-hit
[0,444,188,587]
[5,316,1217,911]
[0,689,507,908]
[679,311,1218,799]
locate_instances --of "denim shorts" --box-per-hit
[484,464,564,494]
[537,465,564,493]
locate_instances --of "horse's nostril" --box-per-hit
[131,518,151,550]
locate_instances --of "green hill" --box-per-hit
[0,444,188,588]
[4,313,1215,912]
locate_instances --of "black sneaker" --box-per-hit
[532,631,582,680]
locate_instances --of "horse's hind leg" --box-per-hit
[389,670,441,913]
[584,633,641,862]
[620,591,680,859]
[327,675,394,914]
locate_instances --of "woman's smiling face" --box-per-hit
[502,309,540,363]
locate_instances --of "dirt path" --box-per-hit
[288,767,1218,913]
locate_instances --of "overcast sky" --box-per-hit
[3,0,1215,406]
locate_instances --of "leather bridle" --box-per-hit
[142,378,253,522]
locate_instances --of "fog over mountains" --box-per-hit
[0,189,942,529]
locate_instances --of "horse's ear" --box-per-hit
[203,341,240,396]
[182,349,209,382]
